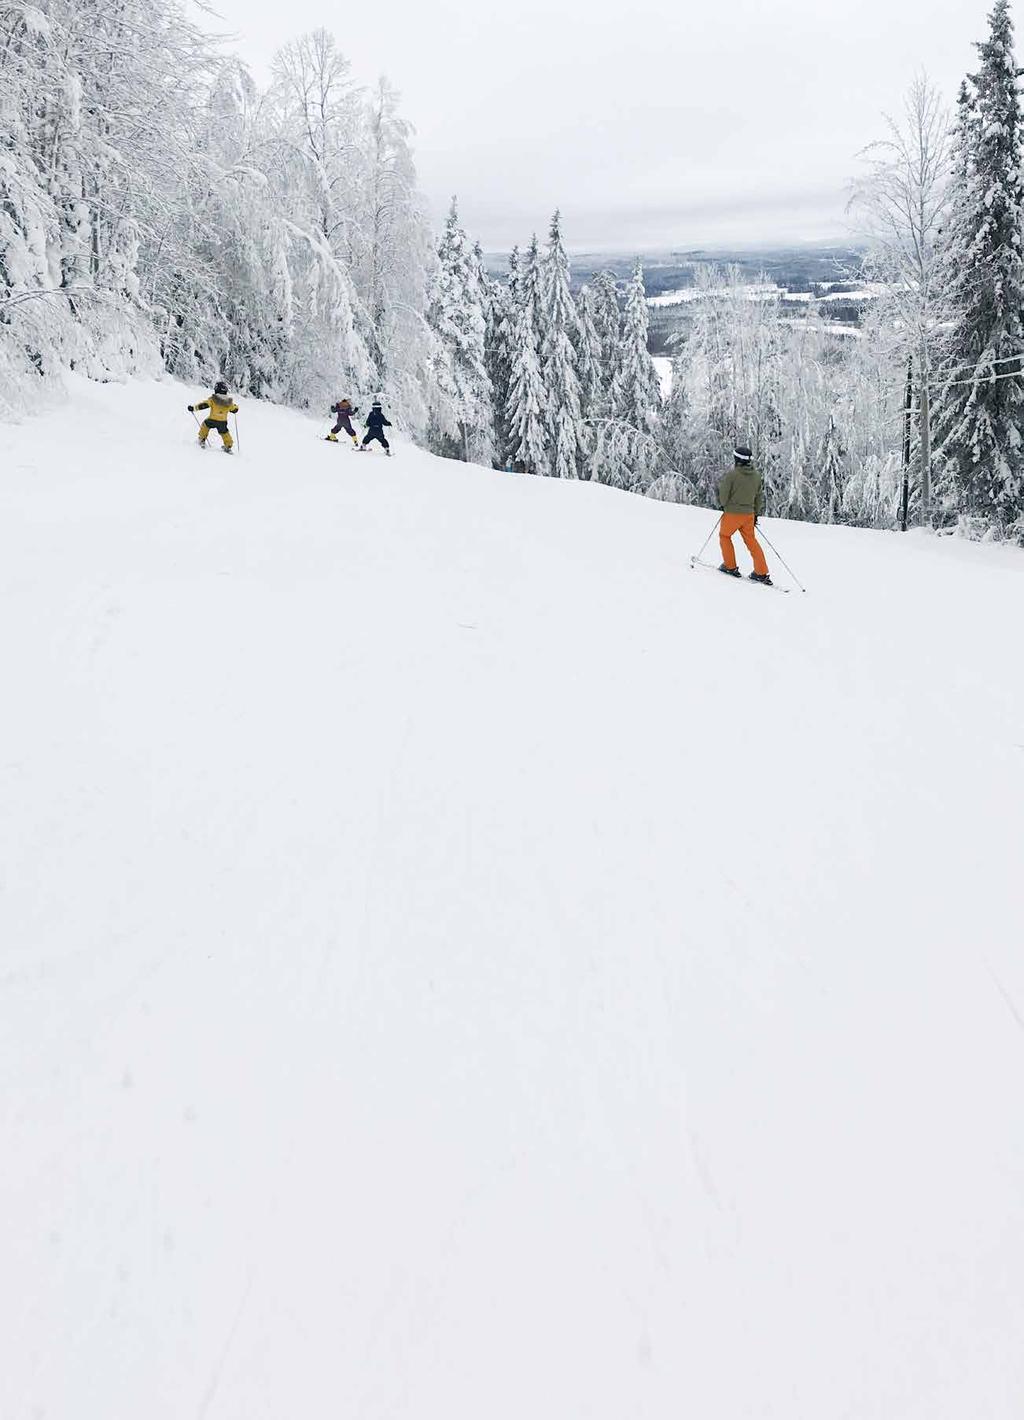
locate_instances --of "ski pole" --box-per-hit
[690,514,722,566]
[755,525,807,593]
[232,413,240,456]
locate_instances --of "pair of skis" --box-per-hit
[322,436,394,457]
[689,557,790,593]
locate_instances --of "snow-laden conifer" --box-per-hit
[490,247,521,465]
[505,262,549,476]
[540,212,584,479]
[588,271,623,403]
[935,1,1024,537]
[426,198,494,464]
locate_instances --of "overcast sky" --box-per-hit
[196,0,985,251]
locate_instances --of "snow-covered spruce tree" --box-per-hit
[595,258,663,491]
[935,1,1024,538]
[425,198,494,464]
[519,234,544,335]
[615,260,661,427]
[540,212,584,479]
[489,246,521,464]
[650,361,702,505]
[473,239,506,462]
[573,284,605,479]
[589,269,623,402]
[818,413,847,524]
[502,233,550,472]
[574,285,604,418]
[505,241,549,475]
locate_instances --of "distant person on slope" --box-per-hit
[327,397,359,445]
[361,399,392,455]
[718,445,771,585]
[188,381,238,453]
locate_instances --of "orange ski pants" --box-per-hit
[719,513,768,577]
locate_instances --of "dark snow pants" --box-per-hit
[362,430,390,450]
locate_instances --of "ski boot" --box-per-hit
[749,572,773,586]
[718,563,741,578]
[325,432,338,442]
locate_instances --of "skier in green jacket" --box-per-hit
[718,446,771,584]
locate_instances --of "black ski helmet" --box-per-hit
[733,444,753,465]
[372,398,382,408]
[214,379,228,396]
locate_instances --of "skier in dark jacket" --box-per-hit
[361,399,392,454]
[718,445,771,584]
[327,398,359,445]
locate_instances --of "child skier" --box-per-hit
[188,381,238,453]
[718,446,771,584]
[326,398,359,445]
[361,400,392,455]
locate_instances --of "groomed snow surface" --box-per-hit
[2,377,1023,1420]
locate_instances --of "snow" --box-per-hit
[652,354,673,399]
[2,376,1024,1420]
[649,282,785,307]
[819,288,875,303]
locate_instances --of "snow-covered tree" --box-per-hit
[540,212,584,479]
[348,76,437,432]
[818,414,847,523]
[935,1,1024,537]
[505,296,548,476]
[503,234,550,472]
[489,246,520,464]
[574,285,604,418]
[426,198,494,464]
[850,74,952,521]
[589,261,663,492]
[589,270,623,401]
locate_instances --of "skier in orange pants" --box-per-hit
[718,445,771,584]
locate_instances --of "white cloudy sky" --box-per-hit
[197,0,984,250]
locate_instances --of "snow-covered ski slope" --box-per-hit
[2,376,1023,1420]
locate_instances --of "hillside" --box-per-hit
[2,377,1023,1419]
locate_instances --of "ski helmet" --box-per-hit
[733,444,752,465]
[214,379,228,396]
[372,398,382,408]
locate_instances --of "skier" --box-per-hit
[361,399,392,454]
[326,398,359,445]
[188,381,238,453]
[718,445,772,585]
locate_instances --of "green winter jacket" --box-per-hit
[718,463,765,516]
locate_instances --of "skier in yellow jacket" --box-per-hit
[188,381,238,452]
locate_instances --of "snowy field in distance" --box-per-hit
[1,376,1023,1420]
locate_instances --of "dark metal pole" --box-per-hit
[689,515,723,567]
[900,355,913,532]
